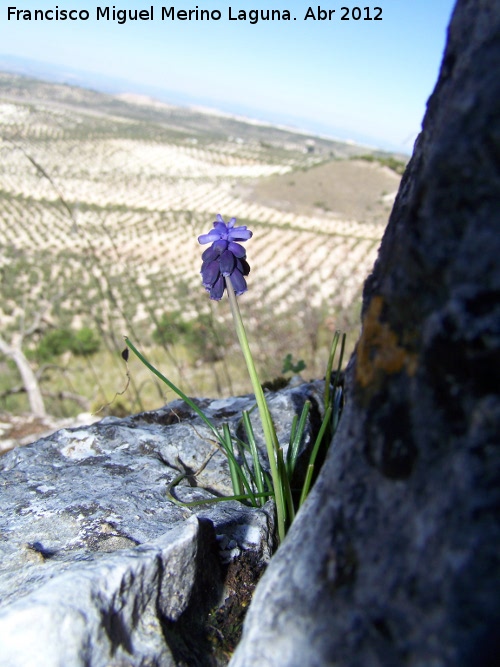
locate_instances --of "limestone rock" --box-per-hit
[0,518,218,667]
[0,412,99,455]
[0,380,322,666]
[230,2,500,666]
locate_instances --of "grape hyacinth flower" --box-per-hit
[198,214,252,300]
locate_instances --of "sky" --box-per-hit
[0,0,457,152]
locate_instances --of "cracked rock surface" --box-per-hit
[0,380,322,666]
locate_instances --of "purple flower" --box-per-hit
[198,214,252,300]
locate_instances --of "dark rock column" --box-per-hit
[230,1,500,665]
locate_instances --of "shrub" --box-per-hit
[356,153,407,175]
[153,311,225,362]
[36,327,100,361]
[36,329,74,361]
[152,312,191,346]
[70,327,101,356]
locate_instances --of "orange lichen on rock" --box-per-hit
[355,295,418,389]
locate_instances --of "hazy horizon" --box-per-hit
[0,52,400,152]
[0,1,457,153]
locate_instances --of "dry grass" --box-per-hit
[237,158,401,225]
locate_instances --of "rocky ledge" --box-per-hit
[0,380,323,666]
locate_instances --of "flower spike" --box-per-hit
[198,214,252,300]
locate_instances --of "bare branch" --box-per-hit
[0,335,46,416]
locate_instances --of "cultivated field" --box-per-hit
[0,73,404,417]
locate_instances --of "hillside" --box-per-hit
[0,72,405,416]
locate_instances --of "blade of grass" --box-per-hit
[278,447,295,527]
[286,400,311,477]
[324,331,341,410]
[125,337,223,445]
[298,464,315,508]
[126,337,258,506]
[289,414,298,452]
[332,333,346,392]
[242,410,266,505]
[223,423,242,497]
[298,404,332,508]
[167,489,274,508]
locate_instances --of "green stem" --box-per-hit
[225,277,286,543]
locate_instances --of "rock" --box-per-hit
[0,517,219,667]
[0,412,100,455]
[229,2,500,666]
[0,380,323,666]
